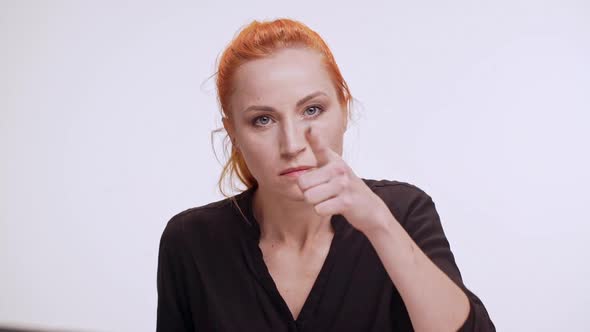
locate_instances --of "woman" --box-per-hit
[156,18,495,331]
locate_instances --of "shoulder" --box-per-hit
[362,177,432,203]
[361,178,435,225]
[159,195,247,250]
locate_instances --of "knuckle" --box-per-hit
[341,195,351,209]
[337,177,347,190]
[303,189,313,202]
[341,175,350,186]
[330,164,346,177]
[334,163,348,175]
[297,177,306,189]
[314,205,324,216]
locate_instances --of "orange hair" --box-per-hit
[211,18,354,197]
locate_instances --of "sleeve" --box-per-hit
[400,186,496,332]
[156,217,195,332]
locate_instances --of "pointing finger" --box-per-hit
[305,125,338,167]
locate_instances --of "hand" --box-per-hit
[296,125,391,234]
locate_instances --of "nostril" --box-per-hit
[280,146,306,160]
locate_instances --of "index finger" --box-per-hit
[305,125,337,167]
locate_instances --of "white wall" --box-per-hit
[1,1,588,331]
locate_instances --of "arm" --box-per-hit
[156,218,194,332]
[364,188,495,332]
[294,128,494,330]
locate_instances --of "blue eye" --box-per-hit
[251,105,325,127]
[305,105,324,117]
[253,115,272,126]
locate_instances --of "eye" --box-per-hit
[304,105,324,117]
[252,115,273,127]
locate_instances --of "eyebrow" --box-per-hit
[242,91,328,113]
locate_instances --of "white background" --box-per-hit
[1,1,589,331]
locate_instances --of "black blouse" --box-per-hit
[156,178,495,331]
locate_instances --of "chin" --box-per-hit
[260,178,306,201]
[278,181,307,201]
[291,190,307,202]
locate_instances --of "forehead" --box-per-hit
[231,48,336,109]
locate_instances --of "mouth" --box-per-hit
[279,166,313,176]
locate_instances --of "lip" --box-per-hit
[279,166,313,176]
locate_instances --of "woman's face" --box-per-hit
[224,47,348,200]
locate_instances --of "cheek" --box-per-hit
[317,113,345,145]
[238,137,275,168]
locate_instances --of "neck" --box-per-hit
[252,185,333,251]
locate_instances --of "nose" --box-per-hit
[279,120,307,159]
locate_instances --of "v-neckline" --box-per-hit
[240,187,346,326]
